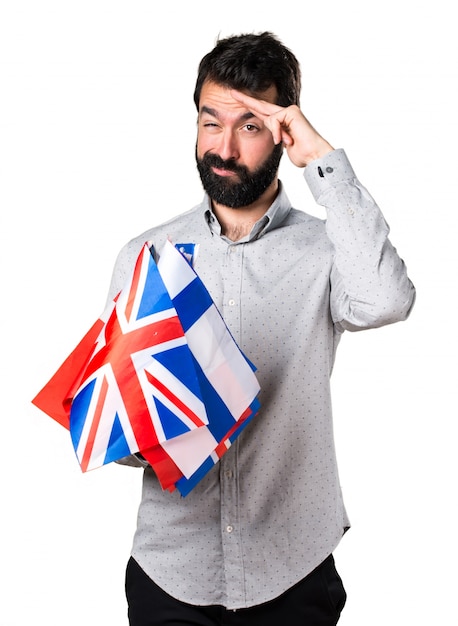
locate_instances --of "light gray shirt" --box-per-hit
[108,149,415,609]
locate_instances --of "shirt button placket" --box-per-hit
[220,449,243,603]
[220,242,245,605]
[222,244,242,342]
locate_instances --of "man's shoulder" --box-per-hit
[282,207,326,231]
[267,207,329,251]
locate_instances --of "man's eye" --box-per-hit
[244,124,259,132]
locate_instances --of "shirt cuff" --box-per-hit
[303,148,356,203]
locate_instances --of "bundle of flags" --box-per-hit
[32,240,260,496]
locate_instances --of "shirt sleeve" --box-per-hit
[304,149,416,332]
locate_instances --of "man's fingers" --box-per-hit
[230,88,332,164]
[265,116,293,146]
[265,117,281,144]
[231,90,294,145]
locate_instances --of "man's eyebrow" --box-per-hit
[200,106,257,123]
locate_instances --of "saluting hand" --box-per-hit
[231,90,334,168]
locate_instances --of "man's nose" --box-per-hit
[217,130,240,162]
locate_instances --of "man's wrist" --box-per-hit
[303,142,334,167]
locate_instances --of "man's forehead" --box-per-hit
[199,80,277,114]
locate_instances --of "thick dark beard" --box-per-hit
[196,143,283,209]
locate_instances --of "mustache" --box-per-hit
[199,153,249,178]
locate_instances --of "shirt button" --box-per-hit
[325,166,334,173]
[228,299,236,306]
[226,525,234,533]
[347,208,355,215]
[225,470,233,479]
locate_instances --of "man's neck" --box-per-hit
[212,180,278,242]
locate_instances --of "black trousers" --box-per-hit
[126,554,346,626]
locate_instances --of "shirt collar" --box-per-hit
[203,181,292,243]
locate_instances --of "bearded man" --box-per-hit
[107,31,415,626]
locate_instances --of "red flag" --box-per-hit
[32,318,105,429]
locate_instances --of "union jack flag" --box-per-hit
[32,241,260,495]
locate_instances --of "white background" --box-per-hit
[1,1,456,624]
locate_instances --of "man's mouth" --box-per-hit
[211,166,239,178]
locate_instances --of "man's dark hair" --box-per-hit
[193,32,301,110]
